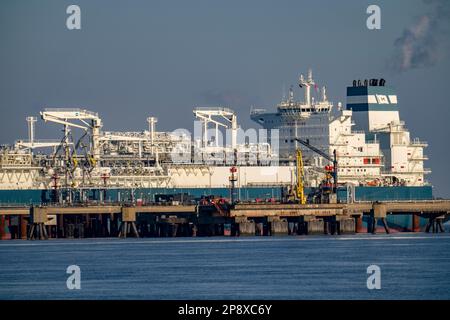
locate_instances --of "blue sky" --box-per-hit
[1,0,449,196]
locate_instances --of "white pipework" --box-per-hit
[26,116,37,152]
[147,117,158,152]
[204,121,208,147]
[305,82,311,108]
[231,114,237,150]
[215,123,219,147]
[91,118,102,161]
[138,141,142,158]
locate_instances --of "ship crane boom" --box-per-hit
[294,138,338,193]
[40,108,103,161]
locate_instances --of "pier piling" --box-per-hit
[425,215,446,233]
[235,218,255,236]
[118,207,139,238]
[412,214,421,232]
[28,207,48,240]
[269,217,288,236]
[370,203,389,234]
[355,215,364,233]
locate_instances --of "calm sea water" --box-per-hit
[1,234,449,300]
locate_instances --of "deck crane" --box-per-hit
[295,148,307,204]
[193,107,238,150]
[40,108,102,162]
[294,138,338,201]
[41,109,102,192]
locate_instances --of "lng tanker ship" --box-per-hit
[0,70,432,224]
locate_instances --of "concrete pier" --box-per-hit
[270,217,289,236]
[306,217,324,235]
[237,219,256,236]
[369,203,389,234]
[338,216,355,234]
[118,206,139,238]
[0,200,448,239]
[231,217,254,236]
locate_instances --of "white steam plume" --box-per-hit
[391,0,450,72]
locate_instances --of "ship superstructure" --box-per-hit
[251,70,429,187]
[346,80,429,186]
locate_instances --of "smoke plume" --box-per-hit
[391,0,450,72]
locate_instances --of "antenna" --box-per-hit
[289,85,294,103]
[299,74,304,84]
[299,68,315,107]
[308,69,313,82]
